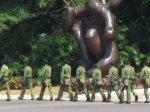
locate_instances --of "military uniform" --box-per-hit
[129,65,138,102]
[91,68,106,102]
[55,63,73,101]
[37,64,53,100]
[140,65,150,103]
[18,65,35,100]
[0,64,11,101]
[120,65,131,103]
[107,66,120,102]
[74,66,90,101]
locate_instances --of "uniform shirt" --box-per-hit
[129,65,136,79]
[0,64,9,78]
[91,68,101,82]
[140,66,150,82]
[42,64,51,80]
[107,66,118,83]
[76,66,86,81]
[60,64,71,83]
[24,66,32,80]
[121,65,131,82]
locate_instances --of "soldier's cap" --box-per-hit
[123,60,128,65]
[78,61,82,65]
[63,59,69,63]
[143,61,148,65]
[109,62,115,66]
[25,61,30,65]
[1,60,7,64]
[93,64,97,68]
[43,59,49,64]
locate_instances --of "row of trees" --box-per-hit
[0,0,150,83]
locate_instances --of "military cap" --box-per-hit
[123,60,128,65]
[93,64,97,68]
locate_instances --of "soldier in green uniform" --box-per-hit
[18,62,35,100]
[140,61,150,103]
[37,60,53,101]
[0,60,11,101]
[55,59,73,101]
[120,61,131,104]
[129,64,138,102]
[90,64,107,102]
[106,62,120,102]
[74,61,90,101]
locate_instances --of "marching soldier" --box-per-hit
[129,64,138,102]
[140,61,150,103]
[55,59,73,101]
[106,62,120,102]
[74,61,90,101]
[0,60,11,101]
[120,61,131,104]
[37,60,53,101]
[90,64,107,102]
[18,62,35,100]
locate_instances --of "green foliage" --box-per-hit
[0,0,150,85]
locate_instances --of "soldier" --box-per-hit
[74,61,90,101]
[0,60,11,101]
[120,61,131,104]
[140,61,150,103]
[106,62,120,102]
[36,60,53,101]
[129,64,138,102]
[90,64,107,102]
[55,59,73,101]
[18,62,35,100]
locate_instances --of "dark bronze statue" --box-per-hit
[62,0,123,77]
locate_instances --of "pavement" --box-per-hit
[0,88,150,102]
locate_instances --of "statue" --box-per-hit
[62,0,123,77]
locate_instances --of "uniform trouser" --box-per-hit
[57,84,73,100]
[107,81,120,101]
[142,83,149,102]
[74,83,90,100]
[0,81,11,99]
[20,81,35,99]
[120,84,131,102]
[91,85,106,100]
[39,82,53,99]
[131,81,137,97]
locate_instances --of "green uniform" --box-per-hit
[120,65,131,103]
[140,66,150,102]
[107,66,120,101]
[129,65,138,98]
[19,66,35,100]
[0,64,11,100]
[38,64,53,100]
[56,64,73,100]
[74,66,90,101]
[91,68,106,101]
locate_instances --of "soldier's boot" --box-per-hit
[6,99,11,101]
[135,95,138,102]
[36,97,43,100]
[55,97,61,101]
[102,95,107,102]
[126,101,131,104]
[86,96,90,102]
[74,96,78,101]
[18,97,23,100]
[50,97,53,101]
[144,101,150,103]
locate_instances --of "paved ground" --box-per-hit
[0,89,150,112]
[0,100,150,112]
